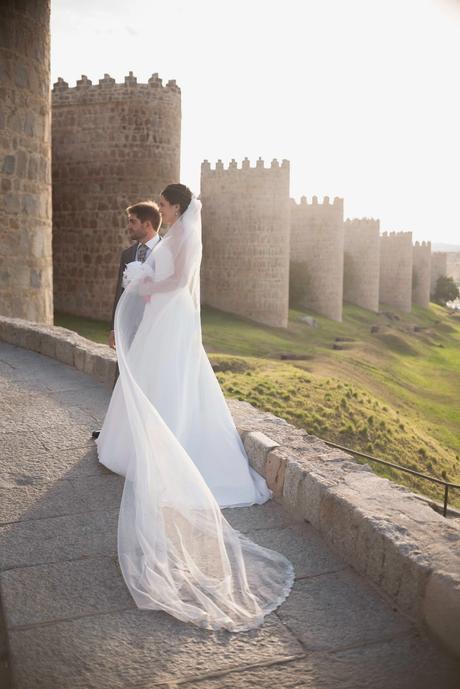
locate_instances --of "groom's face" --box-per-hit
[127,213,148,241]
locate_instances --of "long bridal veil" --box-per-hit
[114,197,294,631]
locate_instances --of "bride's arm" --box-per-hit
[140,228,200,296]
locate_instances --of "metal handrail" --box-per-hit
[322,439,460,517]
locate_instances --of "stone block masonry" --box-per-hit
[379,231,413,312]
[431,251,448,296]
[201,158,291,328]
[446,252,460,285]
[412,241,432,308]
[343,218,380,312]
[0,0,53,324]
[290,196,344,321]
[51,72,181,320]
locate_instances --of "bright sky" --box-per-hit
[51,0,460,245]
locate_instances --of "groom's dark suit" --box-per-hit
[93,236,161,438]
[109,237,161,386]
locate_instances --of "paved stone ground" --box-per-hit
[0,342,459,689]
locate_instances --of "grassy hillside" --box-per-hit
[55,303,460,507]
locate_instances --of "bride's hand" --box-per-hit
[138,276,155,297]
[108,330,116,349]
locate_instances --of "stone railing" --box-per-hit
[0,315,459,659]
[0,317,117,390]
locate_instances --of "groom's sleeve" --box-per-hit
[111,253,125,330]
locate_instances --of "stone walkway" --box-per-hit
[0,342,458,689]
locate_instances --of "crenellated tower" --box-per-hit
[0,0,53,324]
[200,157,290,328]
[412,241,431,308]
[51,72,181,320]
[379,231,413,312]
[290,195,344,321]
[343,218,380,312]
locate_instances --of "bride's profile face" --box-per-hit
[159,195,180,226]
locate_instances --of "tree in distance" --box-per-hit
[433,276,459,306]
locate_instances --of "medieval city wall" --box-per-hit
[412,241,431,308]
[290,196,344,321]
[200,158,290,328]
[343,218,380,312]
[0,0,53,324]
[430,252,448,295]
[379,232,413,312]
[51,72,181,320]
[446,252,460,285]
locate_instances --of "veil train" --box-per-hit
[104,197,294,631]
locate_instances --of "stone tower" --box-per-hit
[290,196,344,321]
[200,158,290,328]
[0,0,53,324]
[412,241,431,308]
[430,252,448,296]
[379,232,413,312]
[51,72,181,320]
[343,218,380,312]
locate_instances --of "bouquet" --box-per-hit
[122,260,154,289]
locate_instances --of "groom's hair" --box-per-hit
[126,201,161,230]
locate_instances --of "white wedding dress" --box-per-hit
[96,198,294,631]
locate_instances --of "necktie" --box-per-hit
[137,243,148,263]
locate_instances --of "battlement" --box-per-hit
[381,231,412,240]
[201,157,289,176]
[290,195,343,208]
[344,217,379,225]
[52,72,181,96]
[413,240,432,249]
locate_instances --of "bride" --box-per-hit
[96,183,294,631]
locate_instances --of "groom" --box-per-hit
[92,200,162,439]
[107,201,162,348]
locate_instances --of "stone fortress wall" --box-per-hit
[0,0,53,324]
[430,252,448,295]
[289,196,344,321]
[200,158,291,328]
[379,232,413,313]
[446,252,460,285]
[343,218,380,312]
[412,241,432,308]
[0,1,453,328]
[51,72,181,320]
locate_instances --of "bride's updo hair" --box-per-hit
[161,183,193,215]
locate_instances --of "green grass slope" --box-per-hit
[56,302,460,506]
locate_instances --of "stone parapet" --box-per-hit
[0,315,459,660]
[0,317,116,391]
[227,399,460,660]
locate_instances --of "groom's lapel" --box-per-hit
[129,243,138,263]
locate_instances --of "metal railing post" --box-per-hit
[321,439,460,518]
